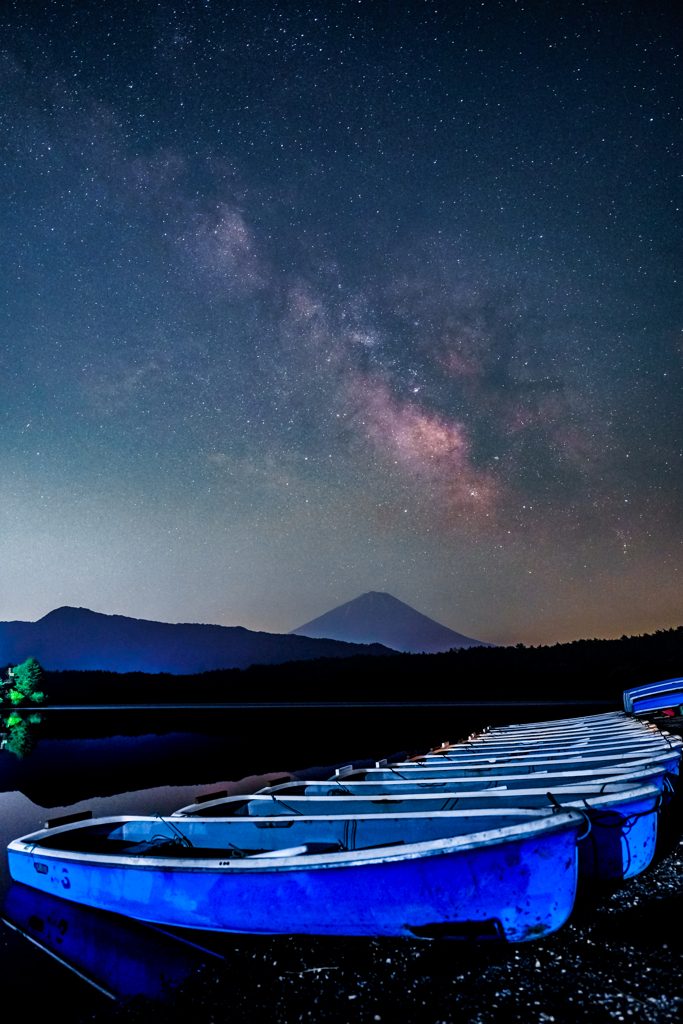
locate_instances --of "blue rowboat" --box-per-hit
[484,723,670,742]
[435,721,662,749]
[489,712,628,730]
[258,758,678,797]
[174,779,664,882]
[8,809,585,942]
[182,781,664,817]
[403,737,677,764]
[479,724,662,741]
[476,716,647,739]
[474,712,644,731]
[490,714,641,728]
[436,724,663,757]
[447,714,662,749]
[623,678,683,716]
[182,763,672,806]
[415,741,665,762]
[336,748,681,782]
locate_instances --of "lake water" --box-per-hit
[0,703,617,1017]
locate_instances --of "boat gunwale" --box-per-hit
[446,727,664,742]
[337,752,681,778]
[258,760,677,793]
[442,725,668,744]
[631,695,683,714]
[174,782,663,815]
[401,739,680,762]
[477,730,659,742]
[486,722,638,734]
[623,678,683,712]
[421,743,672,758]
[9,809,586,872]
[487,712,629,729]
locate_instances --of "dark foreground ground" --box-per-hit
[81,834,683,1024]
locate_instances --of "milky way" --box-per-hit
[1,2,681,643]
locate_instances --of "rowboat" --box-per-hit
[479,723,671,745]
[184,762,673,802]
[175,709,677,883]
[430,719,664,750]
[623,678,683,716]
[402,737,677,765]
[489,715,647,730]
[443,720,659,739]
[334,748,681,782]
[470,715,652,740]
[175,766,669,814]
[173,774,666,882]
[431,722,663,752]
[255,757,679,798]
[8,808,585,942]
[486,711,630,731]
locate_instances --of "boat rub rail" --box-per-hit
[12,810,586,871]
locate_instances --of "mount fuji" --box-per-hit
[290,591,493,654]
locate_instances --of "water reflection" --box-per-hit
[0,711,43,759]
[0,723,252,807]
[3,882,224,1002]
[0,705,458,807]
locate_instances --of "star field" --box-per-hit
[1,1,681,644]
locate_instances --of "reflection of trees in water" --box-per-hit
[0,711,43,758]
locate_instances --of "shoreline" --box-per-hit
[10,700,622,710]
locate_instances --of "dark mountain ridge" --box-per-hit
[31,625,683,705]
[0,606,393,674]
[290,591,492,653]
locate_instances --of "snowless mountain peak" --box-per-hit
[290,592,493,654]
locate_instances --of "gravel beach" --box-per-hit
[81,830,683,1024]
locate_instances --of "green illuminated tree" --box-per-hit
[6,657,47,705]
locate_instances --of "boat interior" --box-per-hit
[22,808,574,859]
[176,778,664,818]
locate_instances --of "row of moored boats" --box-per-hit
[7,679,683,943]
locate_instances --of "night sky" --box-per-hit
[1,1,681,645]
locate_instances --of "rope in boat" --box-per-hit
[152,814,258,858]
[579,793,664,831]
[153,813,193,847]
[545,791,664,836]
[270,796,303,815]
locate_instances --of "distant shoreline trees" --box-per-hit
[30,625,683,706]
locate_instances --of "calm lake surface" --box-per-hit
[0,703,618,1017]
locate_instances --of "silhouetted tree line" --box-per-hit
[30,625,683,704]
